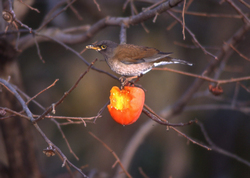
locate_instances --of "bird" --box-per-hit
[86,40,192,77]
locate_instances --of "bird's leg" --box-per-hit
[134,74,143,83]
[119,75,143,89]
[119,76,129,89]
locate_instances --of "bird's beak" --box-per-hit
[86,45,101,51]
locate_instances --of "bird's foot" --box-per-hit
[119,75,143,89]
[119,76,130,89]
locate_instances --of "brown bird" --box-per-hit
[86,40,192,77]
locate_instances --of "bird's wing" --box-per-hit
[142,52,172,63]
[114,44,172,64]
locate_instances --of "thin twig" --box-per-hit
[89,132,132,178]
[123,0,130,11]
[142,0,166,12]
[171,9,243,18]
[224,41,250,61]
[143,104,197,127]
[174,41,220,50]
[68,2,83,20]
[160,24,250,118]
[238,82,250,93]
[239,0,250,9]
[138,167,150,178]
[0,107,29,120]
[33,59,98,123]
[197,122,250,167]
[225,0,250,25]
[94,100,109,123]
[51,119,79,160]
[184,104,250,114]
[14,0,184,51]
[17,0,40,13]
[153,13,159,23]
[152,67,250,85]
[35,33,118,80]
[168,11,218,59]
[182,0,186,40]
[37,0,77,32]
[231,82,240,108]
[4,1,32,32]
[37,115,98,121]
[130,0,150,33]
[170,126,212,150]
[0,81,87,176]
[26,79,59,105]
[166,0,193,30]
[93,0,101,11]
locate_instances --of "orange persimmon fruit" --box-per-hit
[107,86,145,125]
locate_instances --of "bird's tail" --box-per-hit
[171,58,193,66]
[154,57,193,67]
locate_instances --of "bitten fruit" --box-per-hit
[107,86,145,125]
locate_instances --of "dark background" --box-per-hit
[1,0,250,178]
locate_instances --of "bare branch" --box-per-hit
[0,78,34,122]
[168,11,218,59]
[26,79,59,105]
[120,23,127,44]
[138,167,150,178]
[224,41,250,61]
[93,0,101,11]
[89,132,132,178]
[174,41,220,50]
[143,104,197,127]
[33,59,98,123]
[182,0,186,40]
[37,0,77,32]
[17,0,40,13]
[171,9,244,18]
[239,0,250,9]
[161,24,250,118]
[170,126,212,150]
[225,0,250,25]
[197,122,250,167]
[51,119,79,160]
[153,67,250,85]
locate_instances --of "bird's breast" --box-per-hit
[106,58,153,76]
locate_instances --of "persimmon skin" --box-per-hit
[107,86,145,125]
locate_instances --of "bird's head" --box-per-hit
[86,40,119,59]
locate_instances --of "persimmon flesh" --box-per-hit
[107,86,145,125]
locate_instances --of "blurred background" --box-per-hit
[1,0,250,177]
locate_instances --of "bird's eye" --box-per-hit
[100,45,107,50]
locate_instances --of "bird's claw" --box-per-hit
[119,76,130,89]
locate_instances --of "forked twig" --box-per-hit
[168,11,218,59]
[51,119,79,160]
[197,122,250,167]
[17,0,40,13]
[0,78,34,121]
[170,126,212,150]
[33,59,98,123]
